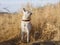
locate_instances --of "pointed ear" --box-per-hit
[23,8,26,12]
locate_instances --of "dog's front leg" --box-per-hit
[27,31,29,43]
[21,31,24,41]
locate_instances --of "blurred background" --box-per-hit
[0,0,60,45]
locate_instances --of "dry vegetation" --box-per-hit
[0,3,60,45]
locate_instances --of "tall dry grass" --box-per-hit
[0,3,60,43]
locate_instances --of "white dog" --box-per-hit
[21,8,32,42]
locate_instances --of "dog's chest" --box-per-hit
[21,21,30,27]
[21,21,32,31]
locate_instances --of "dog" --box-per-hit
[21,8,32,42]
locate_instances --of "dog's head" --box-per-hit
[23,8,32,16]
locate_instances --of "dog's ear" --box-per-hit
[23,8,26,12]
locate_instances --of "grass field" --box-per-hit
[0,3,60,45]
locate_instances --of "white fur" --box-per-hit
[21,8,32,42]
